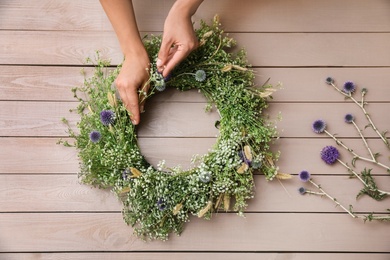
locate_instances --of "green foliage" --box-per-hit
[356,168,388,201]
[63,17,279,240]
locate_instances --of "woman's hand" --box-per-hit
[115,50,150,125]
[157,0,204,77]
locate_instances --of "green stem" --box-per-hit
[337,159,390,196]
[324,130,390,171]
[330,82,389,149]
[308,179,357,218]
[351,120,375,161]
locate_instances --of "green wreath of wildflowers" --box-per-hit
[62,16,283,240]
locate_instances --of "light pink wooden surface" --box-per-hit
[0,0,389,259]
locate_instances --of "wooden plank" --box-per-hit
[1,31,390,66]
[1,101,389,138]
[1,174,389,213]
[1,137,388,175]
[1,253,389,260]
[2,66,390,103]
[2,0,390,32]
[0,213,388,252]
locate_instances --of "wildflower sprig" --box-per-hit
[62,17,280,240]
[325,77,389,149]
[298,170,390,222]
[299,77,390,224]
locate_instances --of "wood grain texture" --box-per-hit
[1,0,390,256]
[1,174,389,213]
[1,31,390,66]
[0,213,389,252]
[1,253,390,260]
[2,66,390,102]
[1,0,390,32]
[1,100,388,138]
[1,137,388,175]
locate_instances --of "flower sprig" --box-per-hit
[325,77,389,149]
[298,170,390,222]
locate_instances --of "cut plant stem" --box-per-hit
[329,82,390,149]
[336,159,390,196]
[351,120,375,161]
[308,179,357,218]
[324,129,390,172]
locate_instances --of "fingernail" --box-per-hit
[132,119,137,125]
[156,58,162,67]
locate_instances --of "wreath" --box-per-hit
[62,16,283,240]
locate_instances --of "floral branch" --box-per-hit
[325,77,389,149]
[298,171,390,222]
[312,119,390,172]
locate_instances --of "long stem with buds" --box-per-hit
[324,130,390,171]
[329,82,389,149]
[307,179,390,221]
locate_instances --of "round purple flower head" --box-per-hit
[321,145,340,164]
[157,198,167,211]
[100,110,115,126]
[343,81,356,94]
[344,114,354,124]
[312,119,326,134]
[298,187,307,195]
[89,131,101,143]
[298,170,311,182]
[325,77,334,85]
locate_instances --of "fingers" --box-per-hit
[115,78,140,125]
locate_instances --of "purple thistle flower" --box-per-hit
[343,81,356,94]
[312,119,326,134]
[321,146,340,164]
[195,70,206,82]
[89,131,101,143]
[298,170,311,182]
[325,77,334,85]
[344,114,354,124]
[157,198,167,211]
[298,187,307,195]
[100,110,115,126]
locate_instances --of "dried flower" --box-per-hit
[298,170,311,182]
[344,113,354,124]
[100,110,115,126]
[312,119,326,134]
[195,70,206,82]
[298,187,307,195]
[157,198,167,211]
[325,77,334,85]
[321,146,340,164]
[343,81,356,94]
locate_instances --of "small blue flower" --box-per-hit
[298,187,307,195]
[343,81,356,94]
[157,198,167,211]
[325,77,334,85]
[100,110,115,126]
[298,170,311,182]
[312,119,326,134]
[195,70,206,82]
[89,131,101,143]
[344,114,354,124]
[321,146,340,164]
